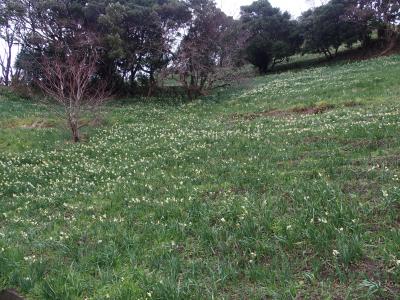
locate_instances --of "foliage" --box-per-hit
[2,0,399,93]
[97,0,191,94]
[299,0,370,58]
[240,0,303,73]
[8,0,189,94]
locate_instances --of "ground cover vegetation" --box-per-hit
[1,51,400,299]
[1,0,400,299]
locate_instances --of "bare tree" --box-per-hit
[36,50,110,142]
[346,0,400,53]
[173,1,246,99]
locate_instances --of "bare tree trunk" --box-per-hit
[68,118,80,143]
[0,33,13,86]
[334,46,339,56]
[5,41,13,86]
[67,112,81,143]
[147,71,156,97]
[380,28,399,56]
[322,48,333,59]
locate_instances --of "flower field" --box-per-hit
[1,55,400,299]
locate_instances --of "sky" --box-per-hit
[217,0,314,18]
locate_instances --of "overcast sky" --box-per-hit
[217,0,314,18]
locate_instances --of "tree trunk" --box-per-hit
[322,48,333,59]
[380,31,399,56]
[334,46,339,56]
[147,71,156,97]
[4,35,13,86]
[68,117,80,143]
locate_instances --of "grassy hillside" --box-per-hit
[1,55,400,299]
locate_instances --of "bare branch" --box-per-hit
[35,47,111,142]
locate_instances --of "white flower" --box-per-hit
[332,250,340,256]
[318,217,328,224]
[220,218,226,223]
[382,190,389,197]
[286,225,292,230]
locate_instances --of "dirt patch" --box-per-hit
[350,154,400,168]
[3,119,57,129]
[343,101,364,108]
[292,104,335,115]
[6,116,106,130]
[341,180,381,199]
[340,138,394,152]
[19,120,55,129]
[231,104,335,121]
[231,109,289,121]
[303,136,327,144]
[0,289,25,300]
[350,258,400,296]
[369,154,400,168]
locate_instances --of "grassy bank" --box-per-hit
[1,54,400,299]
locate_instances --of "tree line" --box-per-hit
[0,0,399,94]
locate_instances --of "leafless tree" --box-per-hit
[173,2,247,99]
[36,49,110,142]
[346,0,400,53]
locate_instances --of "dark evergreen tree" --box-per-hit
[240,0,303,73]
[300,0,371,58]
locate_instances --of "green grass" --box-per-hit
[1,54,400,299]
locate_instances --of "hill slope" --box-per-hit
[1,55,400,299]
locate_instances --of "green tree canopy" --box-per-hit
[240,0,302,73]
[300,0,370,58]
